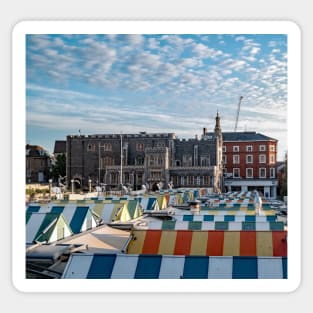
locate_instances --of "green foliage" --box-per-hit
[51,153,66,180]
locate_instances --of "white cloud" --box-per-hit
[127,34,144,45]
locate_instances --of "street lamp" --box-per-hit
[71,179,74,194]
[49,178,53,200]
[88,179,92,193]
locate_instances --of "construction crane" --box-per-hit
[234,96,244,132]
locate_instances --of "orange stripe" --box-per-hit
[174,230,193,255]
[142,230,162,254]
[207,231,224,256]
[240,231,256,256]
[272,231,288,256]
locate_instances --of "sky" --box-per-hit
[26,33,288,160]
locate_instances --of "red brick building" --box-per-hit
[221,132,278,198]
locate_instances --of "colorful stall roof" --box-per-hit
[126,230,287,257]
[174,214,277,222]
[26,212,73,244]
[133,220,285,231]
[91,199,143,223]
[61,253,287,279]
[27,205,97,234]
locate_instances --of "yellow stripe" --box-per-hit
[223,231,240,256]
[158,231,177,255]
[126,230,146,254]
[190,231,208,255]
[256,231,273,256]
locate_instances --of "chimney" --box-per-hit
[203,128,207,136]
[195,134,198,140]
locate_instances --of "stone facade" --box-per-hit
[66,114,224,192]
[26,144,52,183]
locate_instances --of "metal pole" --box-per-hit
[120,133,123,190]
[98,142,101,185]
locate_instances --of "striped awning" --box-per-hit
[174,214,277,222]
[126,230,287,256]
[133,220,285,231]
[62,253,287,279]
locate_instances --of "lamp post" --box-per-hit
[88,179,92,193]
[120,133,123,192]
[71,179,74,194]
[49,178,53,200]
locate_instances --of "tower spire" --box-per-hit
[215,111,221,134]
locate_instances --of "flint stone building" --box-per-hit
[66,114,223,192]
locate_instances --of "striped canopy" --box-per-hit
[62,253,287,279]
[26,212,73,244]
[126,230,287,257]
[133,220,285,231]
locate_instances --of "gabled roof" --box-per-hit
[26,212,73,244]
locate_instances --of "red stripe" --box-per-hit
[240,231,256,256]
[174,230,193,255]
[207,231,224,256]
[142,230,162,254]
[272,231,288,256]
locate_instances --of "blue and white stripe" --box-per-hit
[62,254,287,279]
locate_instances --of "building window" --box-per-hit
[246,145,253,152]
[135,156,144,165]
[233,155,240,164]
[259,168,266,178]
[87,144,96,152]
[259,154,266,163]
[183,155,192,167]
[246,155,253,163]
[101,156,114,166]
[269,145,275,152]
[187,176,194,186]
[270,155,275,164]
[223,146,227,152]
[200,156,210,166]
[157,157,163,166]
[222,155,227,165]
[149,156,155,166]
[233,146,239,152]
[270,167,275,178]
[175,160,181,167]
[151,171,161,180]
[194,145,198,166]
[233,168,240,178]
[259,145,266,151]
[110,172,118,185]
[246,168,253,178]
[104,143,112,151]
[136,143,144,151]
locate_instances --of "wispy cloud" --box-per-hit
[26,34,288,159]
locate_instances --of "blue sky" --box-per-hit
[26,33,287,160]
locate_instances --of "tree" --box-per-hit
[51,153,66,181]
